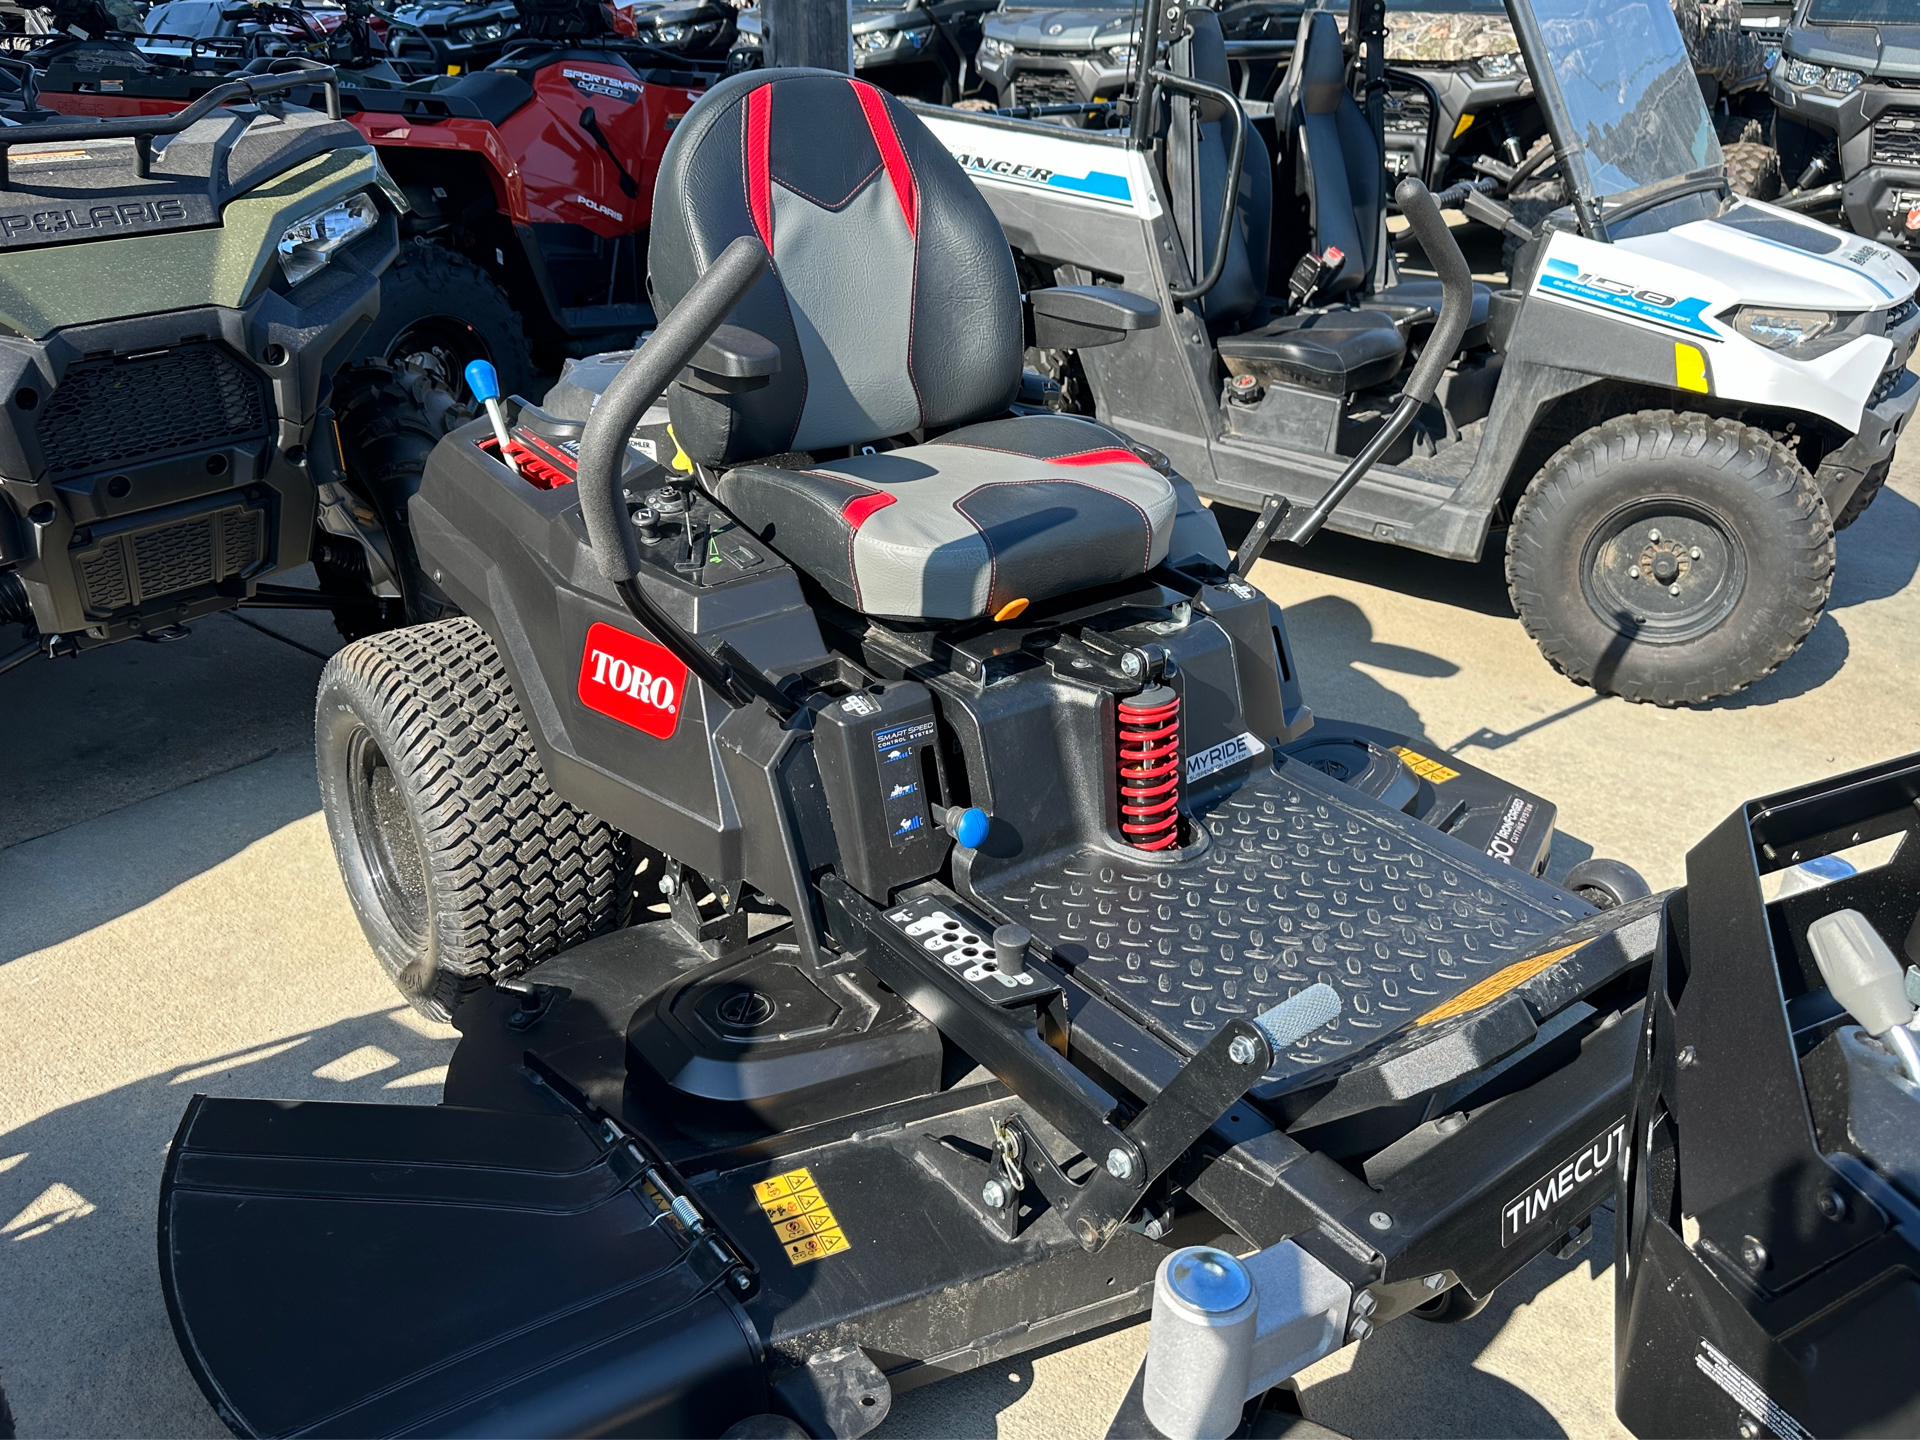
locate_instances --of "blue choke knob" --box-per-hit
[463,358,500,404]
[946,807,990,849]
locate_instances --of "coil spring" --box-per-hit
[1117,684,1181,851]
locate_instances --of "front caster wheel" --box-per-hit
[1412,1284,1491,1324]
[1506,411,1833,707]
[316,616,637,1020]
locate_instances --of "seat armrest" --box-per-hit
[1027,285,1161,350]
[679,324,782,393]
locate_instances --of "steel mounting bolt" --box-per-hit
[732,1271,752,1291]
[1120,650,1144,678]
[1737,1419,1759,1440]
[1649,528,1662,541]
[1353,1290,1377,1318]
[1678,1044,1696,1068]
[1348,1317,1373,1342]
[1368,1210,1393,1232]
[659,871,679,896]
[1106,1148,1135,1181]
[981,1178,1010,1209]
[1817,1189,1847,1221]
[1669,584,1681,596]
[1422,1273,1446,1291]
[1228,1034,1259,1065]
[1740,1236,1769,1272]
[1690,546,1702,559]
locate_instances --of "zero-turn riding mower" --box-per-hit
[916,0,1918,706]
[158,65,1681,1440]
[0,63,413,672]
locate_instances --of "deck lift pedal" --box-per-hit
[160,70,1666,1440]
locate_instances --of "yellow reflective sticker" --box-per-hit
[1394,746,1460,785]
[754,1167,849,1264]
[1674,342,1710,394]
[1452,112,1475,138]
[1414,940,1588,1026]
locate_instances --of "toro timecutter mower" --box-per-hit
[161,68,1670,1439]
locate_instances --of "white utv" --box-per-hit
[916,0,1917,705]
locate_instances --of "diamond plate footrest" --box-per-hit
[968,760,1588,1090]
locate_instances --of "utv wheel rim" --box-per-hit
[385,316,491,386]
[1579,498,1747,646]
[345,726,430,950]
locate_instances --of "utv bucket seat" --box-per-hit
[652,69,1197,620]
[1167,8,1489,392]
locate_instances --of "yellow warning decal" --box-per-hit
[1415,940,1588,1027]
[753,1167,850,1265]
[1394,746,1461,785]
[1674,342,1710,395]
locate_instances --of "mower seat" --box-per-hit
[1217,308,1406,393]
[649,70,1181,621]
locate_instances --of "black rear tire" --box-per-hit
[316,617,636,1019]
[318,361,472,642]
[359,239,536,398]
[1506,411,1833,707]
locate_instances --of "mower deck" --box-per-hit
[965,758,1585,1084]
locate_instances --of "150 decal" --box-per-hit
[1536,257,1719,339]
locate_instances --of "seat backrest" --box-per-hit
[649,69,1024,466]
[1161,7,1272,327]
[1277,9,1381,296]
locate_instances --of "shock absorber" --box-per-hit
[1117,684,1181,851]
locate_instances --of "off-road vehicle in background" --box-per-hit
[731,0,995,105]
[0,65,414,672]
[1768,0,1919,255]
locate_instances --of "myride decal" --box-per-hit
[578,622,689,738]
[1500,1119,1625,1247]
[1535,257,1719,339]
[1186,731,1262,783]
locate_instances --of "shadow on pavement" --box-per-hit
[1829,486,1918,610]
[0,1009,456,1440]
[1282,594,1459,750]
[0,748,324,966]
[0,605,341,853]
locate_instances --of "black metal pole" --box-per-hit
[763,0,852,71]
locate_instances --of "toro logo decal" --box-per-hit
[1499,1119,1625,1247]
[578,622,688,738]
[1536,257,1718,339]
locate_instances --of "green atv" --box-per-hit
[0,62,460,673]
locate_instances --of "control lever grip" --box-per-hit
[576,235,770,584]
[1394,178,1475,406]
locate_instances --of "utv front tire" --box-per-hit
[1721,140,1782,201]
[360,239,536,398]
[1506,411,1833,706]
[317,617,635,1019]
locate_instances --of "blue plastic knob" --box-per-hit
[463,358,500,403]
[953,807,990,849]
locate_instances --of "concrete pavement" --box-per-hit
[1,438,1914,1438]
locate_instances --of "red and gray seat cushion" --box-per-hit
[714,414,1178,621]
[649,68,1026,467]
[651,71,1183,620]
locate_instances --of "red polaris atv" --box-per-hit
[11,0,724,391]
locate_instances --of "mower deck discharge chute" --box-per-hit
[162,68,1665,1440]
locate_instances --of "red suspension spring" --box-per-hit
[1117,684,1181,851]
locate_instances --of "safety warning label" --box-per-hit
[752,1167,851,1265]
[1695,1339,1811,1440]
[1393,746,1460,785]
